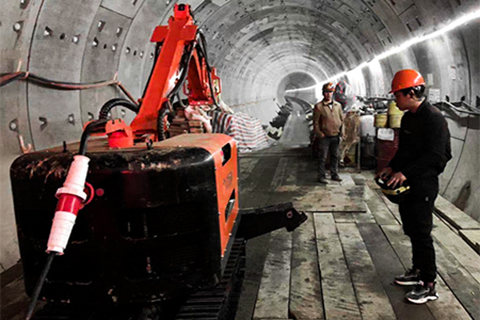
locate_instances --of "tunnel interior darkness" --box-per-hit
[0,0,479,270]
[278,72,318,105]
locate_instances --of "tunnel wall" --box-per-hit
[441,24,480,221]
[0,0,479,270]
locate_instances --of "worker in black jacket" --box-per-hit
[377,69,452,304]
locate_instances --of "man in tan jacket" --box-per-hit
[313,82,345,184]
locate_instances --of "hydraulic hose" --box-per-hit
[198,31,220,109]
[157,105,171,141]
[176,93,187,109]
[206,67,220,108]
[98,98,139,120]
[166,40,197,101]
[140,42,163,100]
[79,119,108,155]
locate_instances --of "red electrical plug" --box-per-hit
[47,155,90,255]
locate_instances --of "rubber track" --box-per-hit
[32,239,246,320]
[175,239,246,320]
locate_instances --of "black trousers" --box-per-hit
[398,178,439,283]
[317,136,340,178]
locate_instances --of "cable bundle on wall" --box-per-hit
[0,71,138,105]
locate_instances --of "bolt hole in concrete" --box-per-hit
[39,117,47,130]
[13,21,23,31]
[9,119,18,131]
[98,20,105,32]
[44,26,53,36]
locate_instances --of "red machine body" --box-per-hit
[158,134,239,257]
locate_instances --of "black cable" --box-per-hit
[166,40,197,101]
[26,120,108,318]
[198,32,210,71]
[198,31,220,109]
[189,5,195,20]
[140,42,164,100]
[461,100,480,112]
[25,252,56,320]
[153,38,197,131]
[79,119,108,155]
[0,71,116,90]
[98,98,139,119]
[28,73,112,87]
[0,71,138,105]
[176,93,187,109]
[0,72,26,88]
[436,101,480,116]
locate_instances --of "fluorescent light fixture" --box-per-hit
[286,8,480,93]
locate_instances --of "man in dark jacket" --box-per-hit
[377,69,452,304]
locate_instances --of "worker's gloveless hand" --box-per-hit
[387,172,407,189]
[376,167,392,180]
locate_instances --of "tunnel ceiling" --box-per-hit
[2,0,477,108]
[0,0,478,141]
[194,0,476,98]
[201,1,380,81]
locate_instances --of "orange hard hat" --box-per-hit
[390,69,425,93]
[322,82,335,93]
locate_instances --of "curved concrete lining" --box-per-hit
[0,0,479,270]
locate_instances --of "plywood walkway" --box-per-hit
[236,147,480,320]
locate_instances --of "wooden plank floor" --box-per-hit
[236,147,479,320]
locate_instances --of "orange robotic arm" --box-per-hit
[130,3,220,138]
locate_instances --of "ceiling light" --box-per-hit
[287,9,480,93]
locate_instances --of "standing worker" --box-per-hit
[313,82,345,184]
[377,69,452,304]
